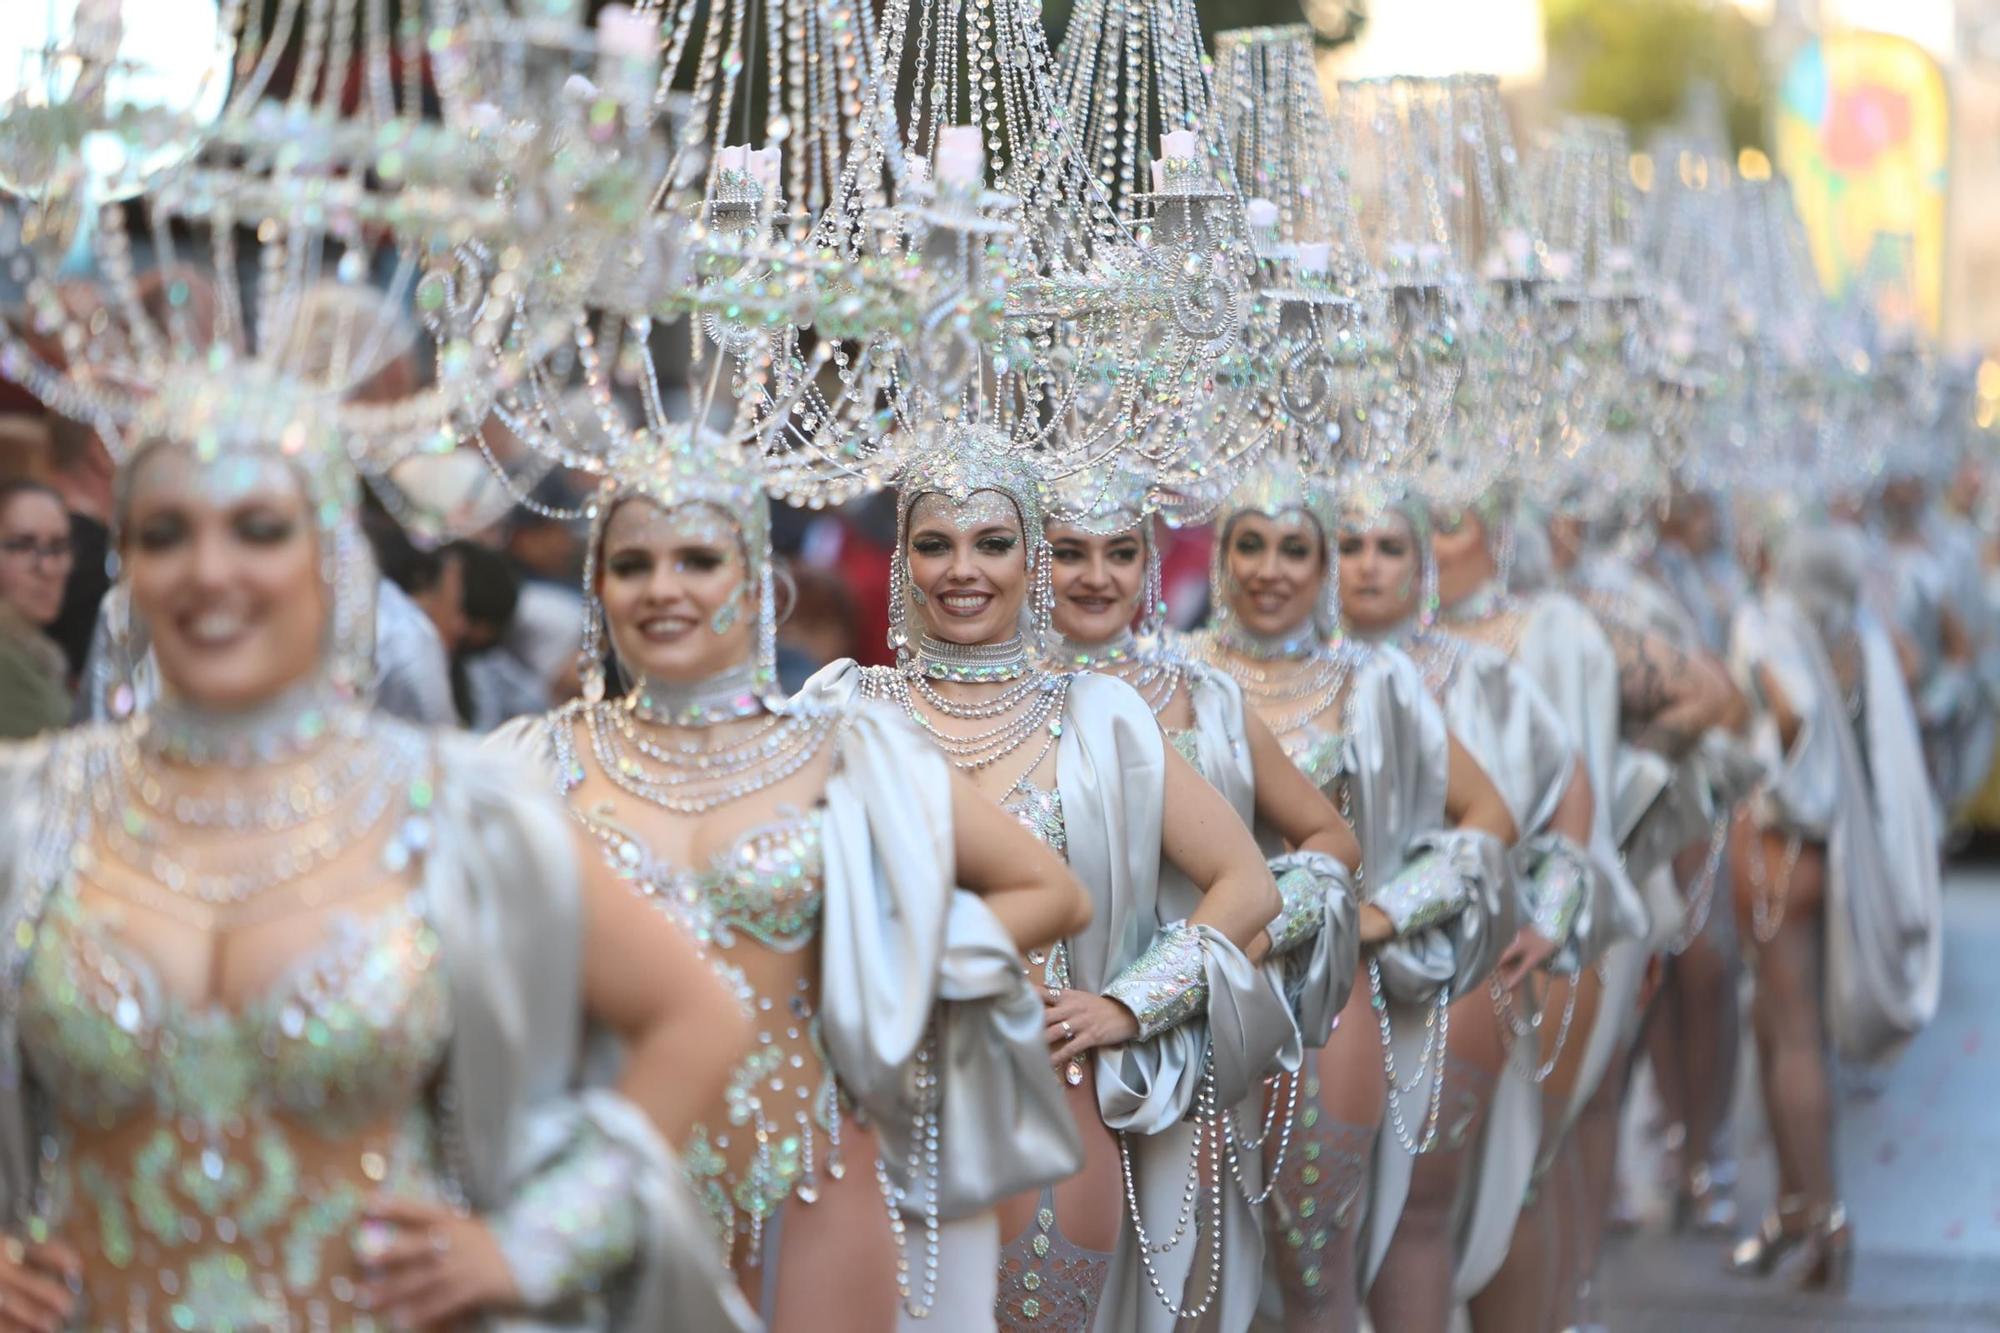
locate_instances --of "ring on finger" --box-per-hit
[1060,1020,1074,1037]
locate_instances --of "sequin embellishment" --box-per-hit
[18,889,451,1329]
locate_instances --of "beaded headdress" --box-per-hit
[889,425,1053,668]
[1208,451,1342,644]
[576,423,778,705]
[104,363,380,720]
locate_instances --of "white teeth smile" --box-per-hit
[186,612,248,644]
[938,593,990,614]
[639,616,695,637]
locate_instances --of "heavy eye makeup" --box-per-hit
[1279,534,1317,562]
[129,501,298,553]
[605,544,729,579]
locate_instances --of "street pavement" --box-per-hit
[1599,864,2000,1331]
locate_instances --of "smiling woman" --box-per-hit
[0,389,763,1333]
[492,428,1092,1333]
[799,430,1296,1333]
[1191,457,1515,1333]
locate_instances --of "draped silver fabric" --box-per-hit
[1729,597,1943,1063]
[1882,536,1995,815]
[1308,646,1509,1290]
[1506,593,1650,1146]
[0,728,754,1333]
[796,664,1288,1333]
[1150,664,1343,1333]
[1050,672,1294,1333]
[1421,638,1578,1301]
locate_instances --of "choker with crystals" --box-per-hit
[139,677,357,767]
[1214,619,1323,662]
[913,633,1031,683]
[1047,629,1140,671]
[625,662,772,726]
[1438,579,1515,624]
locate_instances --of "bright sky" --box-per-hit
[1817,0,1956,59]
[1323,0,1547,83]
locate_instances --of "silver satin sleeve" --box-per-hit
[486,1098,649,1309]
[1105,921,1209,1042]
[1371,827,1512,1006]
[1516,831,1590,974]
[1730,597,1839,839]
[1267,849,1360,1048]
[1514,593,1650,953]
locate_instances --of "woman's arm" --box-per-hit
[1245,706,1361,866]
[1156,742,1285,955]
[1940,604,1976,665]
[1602,620,1736,757]
[1242,708,1386,944]
[949,765,1093,951]
[1755,662,1805,751]
[1442,734,1518,846]
[573,832,753,1150]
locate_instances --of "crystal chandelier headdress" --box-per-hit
[2,0,680,448]
[1525,115,1668,524]
[1331,72,1539,511]
[1209,25,1389,491]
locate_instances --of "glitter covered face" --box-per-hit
[1222,509,1326,639]
[0,487,73,627]
[598,498,753,686]
[1337,511,1420,634]
[1047,520,1145,645]
[1429,505,1495,608]
[906,489,1029,647]
[121,445,327,712]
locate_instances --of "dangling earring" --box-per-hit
[579,597,608,704]
[710,596,741,635]
[910,585,928,606]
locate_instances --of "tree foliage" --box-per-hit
[1545,0,1772,149]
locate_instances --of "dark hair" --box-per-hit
[362,507,443,595]
[449,540,521,631]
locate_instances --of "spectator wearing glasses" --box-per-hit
[0,478,76,738]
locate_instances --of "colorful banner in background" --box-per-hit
[1775,32,1950,333]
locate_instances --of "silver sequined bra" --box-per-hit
[18,887,453,1331]
[1281,725,1347,793]
[1003,782,1068,860]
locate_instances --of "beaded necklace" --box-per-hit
[1047,630,1188,717]
[584,692,839,816]
[84,713,433,932]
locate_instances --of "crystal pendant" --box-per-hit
[1064,1059,1085,1087]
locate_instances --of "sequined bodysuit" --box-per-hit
[592,804,840,1267]
[18,886,452,1331]
[993,781,1114,1332]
